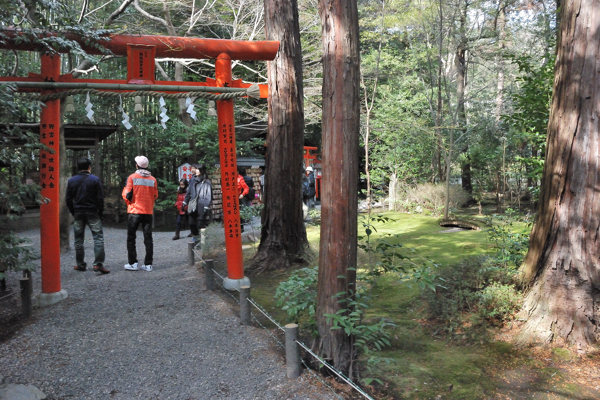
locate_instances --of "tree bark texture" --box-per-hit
[315,0,360,377]
[251,0,308,272]
[519,0,600,352]
[455,3,473,194]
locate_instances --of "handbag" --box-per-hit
[187,197,198,213]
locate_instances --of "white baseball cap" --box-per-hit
[306,166,313,172]
[135,156,149,168]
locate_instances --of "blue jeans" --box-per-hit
[73,212,105,269]
[127,214,153,265]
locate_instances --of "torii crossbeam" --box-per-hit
[0,30,279,305]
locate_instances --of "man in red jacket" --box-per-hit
[122,156,158,272]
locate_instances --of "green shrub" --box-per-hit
[306,208,321,226]
[396,183,470,215]
[274,267,318,336]
[424,255,521,334]
[477,282,522,323]
[484,209,531,269]
[201,222,225,258]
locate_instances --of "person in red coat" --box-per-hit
[237,167,250,232]
[172,178,188,240]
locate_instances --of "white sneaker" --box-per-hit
[124,262,139,271]
[140,264,153,272]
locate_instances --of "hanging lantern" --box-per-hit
[65,96,75,112]
[134,96,143,112]
[208,100,217,117]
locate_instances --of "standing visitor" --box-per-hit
[183,164,213,242]
[305,166,316,208]
[237,167,250,206]
[172,178,188,240]
[66,157,110,274]
[241,168,255,206]
[259,167,265,203]
[122,155,158,272]
[237,167,250,232]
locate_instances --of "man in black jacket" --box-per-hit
[66,158,109,274]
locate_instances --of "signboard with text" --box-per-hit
[178,163,193,181]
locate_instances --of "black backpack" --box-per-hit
[302,179,311,197]
[243,176,255,201]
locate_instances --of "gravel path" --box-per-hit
[0,226,339,400]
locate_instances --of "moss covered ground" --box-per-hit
[242,211,600,400]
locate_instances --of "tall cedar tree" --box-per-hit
[315,0,360,376]
[252,0,308,271]
[518,0,600,351]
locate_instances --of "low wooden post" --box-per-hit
[240,285,251,325]
[204,259,216,291]
[187,241,195,267]
[23,269,32,296]
[285,323,301,378]
[20,278,32,318]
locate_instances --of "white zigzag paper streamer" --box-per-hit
[159,96,169,129]
[185,97,197,121]
[120,96,132,130]
[85,92,95,123]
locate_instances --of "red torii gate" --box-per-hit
[0,30,279,305]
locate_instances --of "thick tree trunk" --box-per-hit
[455,4,472,194]
[250,0,307,272]
[518,0,600,352]
[315,0,360,378]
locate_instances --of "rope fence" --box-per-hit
[0,290,19,301]
[0,272,33,318]
[200,259,375,400]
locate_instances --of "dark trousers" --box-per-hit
[176,213,186,230]
[188,210,211,236]
[127,214,153,265]
[73,212,105,268]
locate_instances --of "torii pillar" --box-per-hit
[215,53,249,290]
[38,53,67,306]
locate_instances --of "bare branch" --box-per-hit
[133,0,168,28]
[104,0,134,26]
[187,0,218,35]
[71,65,99,75]
[11,50,19,77]
[78,0,90,24]
[84,0,117,19]
[154,60,171,80]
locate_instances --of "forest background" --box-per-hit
[0,0,555,208]
[2,0,589,399]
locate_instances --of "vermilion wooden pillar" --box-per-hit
[39,54,62,295]
[215,53,246,285]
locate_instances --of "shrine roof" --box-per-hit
[1,123,118,150]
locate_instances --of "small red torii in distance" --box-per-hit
[0,30,279,304]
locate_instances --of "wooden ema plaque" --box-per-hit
[127,44,156,84]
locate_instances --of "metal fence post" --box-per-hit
[240,285,251,325]
[187,241,195,267]
[20,278,32,318]
[204,259,216,291]
[285,323,301,378]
